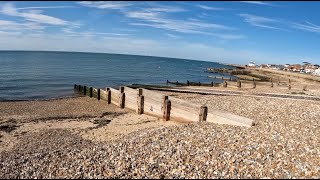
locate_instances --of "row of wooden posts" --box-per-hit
[167,78,299,90]
[74,84,208,122]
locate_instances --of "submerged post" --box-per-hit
[83,86,87,95]
[211,81,214,87]
[78,85,81,92]
[187,80,190,86]
[74,84,77,89]
[166,80,169,85]
[199,106,208,122]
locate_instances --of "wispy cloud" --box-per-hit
[197,5,225,11]
[16,6,76,10]
[1,3,67,25]
[239,1,272,6]
[144,6,186,13]
[291,21,320,33]
[126,10,234,35]
[0,19,45,31]
[77,1,132,9]
[239,13,285,30]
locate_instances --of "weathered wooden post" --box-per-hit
[252,79,256,89]
[199,106,208,122]
[137,88,144,114]
[162,95,168,117]
[97,88,100,100]
[176,81,178,85]
[78,85,81,92]
[137,95,144,114]
[288,84,291,90]
[90,87,93,97]
[163,99,171,121]
[83,86,87,95]
[119,86,125,108]
[223,80,227,88]
[271,81,274,88]
[187,80,190,86]
[288,79,291,84]
[119,93,125,108]
[74,84,77,89]
[120,86,124,93]
[211,81,214,87]
[237,80,242,88]
[106,87,111,104]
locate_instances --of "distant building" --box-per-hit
[314,69,320,76]
[305,64,318,74]
[289,64,302,72]
[259,64,268,69]
[248,61,256,67]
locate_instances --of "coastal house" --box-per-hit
[248,61,256,67]
[259,64,268,69]
[313,69,320,76]
[289,64,302,72]
[305,64,318,74]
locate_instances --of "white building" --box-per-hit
[248,61,256,67]
[313,69,320,76]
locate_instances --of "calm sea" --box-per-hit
[0,51,233,100]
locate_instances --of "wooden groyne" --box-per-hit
[74,84,255,127]
[166,80,221,87]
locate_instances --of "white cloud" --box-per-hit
[291,21,320,33]
[239,13,286,30]
[1,3,67,25]
[78,1,132,9]
[239,1,272,6]
[125,10,236,36]
[197,5,225,11]
[17,6,76,10]
[0,20,45,31]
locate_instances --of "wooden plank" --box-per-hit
[143,100,163,117]
[124,87,138,96]
[100,89,107,101]
[170,106,199,122]
[92,88,98,98]
[142,88,165,101]
[110,88,120,105]
[206,111,254,127]
[169,96,202,110]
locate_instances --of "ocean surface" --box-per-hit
[0,51,233,100]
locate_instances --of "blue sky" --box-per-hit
[0,1,320,65]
